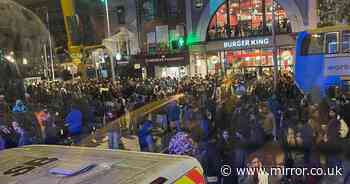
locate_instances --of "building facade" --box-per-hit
[185,0,315,77]
[135,0,189,79]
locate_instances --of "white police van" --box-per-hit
[0,145,205,184]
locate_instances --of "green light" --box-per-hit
[100,0,105,3]
[178,37,185,47]
[186,32,200,45]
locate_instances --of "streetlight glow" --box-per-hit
[23,58,28,65]
[116,53,122,61]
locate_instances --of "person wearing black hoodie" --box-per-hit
[218,130,238,184]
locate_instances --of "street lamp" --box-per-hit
[23,58,28,65]
[100,0,116,81]
[271,0,279,91]
[116,53,122,61]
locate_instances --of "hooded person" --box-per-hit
[217,130,238,184]
[137,118,154,152]
[64,104,83,136]
[12,100,27,113]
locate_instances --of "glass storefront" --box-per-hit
[207,0,291,41]
[189,0,295,77]
[204,47,294,75]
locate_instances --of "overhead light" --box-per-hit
[23,58,28,65]
[116,53,122,61]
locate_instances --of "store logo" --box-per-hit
[146,57,184,63]
[224,37,270,49]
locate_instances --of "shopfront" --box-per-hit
[189,0,296,77]
[144,54,189,79]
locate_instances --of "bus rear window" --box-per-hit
[342,31,350,53]
[325,32,339,54]
[301,33,324,56]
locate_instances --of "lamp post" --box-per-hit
[272,0,279,91]
[101,0,116,81]
[41,7,55,81]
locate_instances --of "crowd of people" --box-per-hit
[1,72,350,183]
[0,76,219,149]
[136,73,350,184]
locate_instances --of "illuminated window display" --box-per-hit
[207,0,291,41]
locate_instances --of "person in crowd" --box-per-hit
[168,131,197,156]
[248,112,265,148]
[166,101,181,132]
[218,130,238,184]
[12,99,27,113]
[241,155,270,184]
[325,108,343,168]
[106,111,121,150]
[300,117,314,165]
[33,109,59,144]
[138,118,154,152]
[65,104,83,136]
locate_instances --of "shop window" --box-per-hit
[342,31,350,53]
[279,47,294,69]
[325,32,338,54]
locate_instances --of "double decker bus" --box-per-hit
[295,25,350,97]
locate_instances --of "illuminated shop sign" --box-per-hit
[223,37,271,49]
[146,57,185,63]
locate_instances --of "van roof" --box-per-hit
[0,145,202,184]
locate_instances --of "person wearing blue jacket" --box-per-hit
[138,119,154,152]
[167,101,180,131]
[65,105,83,136]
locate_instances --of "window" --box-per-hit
[207,0,290,41]
[301,33,324,56]
[325,32,338,54]
[168,0,178,16]
[342,31,350,53]
[143,0,156,21]
[194,0,204,9]
[116,6,125,24]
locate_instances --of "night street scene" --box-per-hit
[1,0,350,183]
